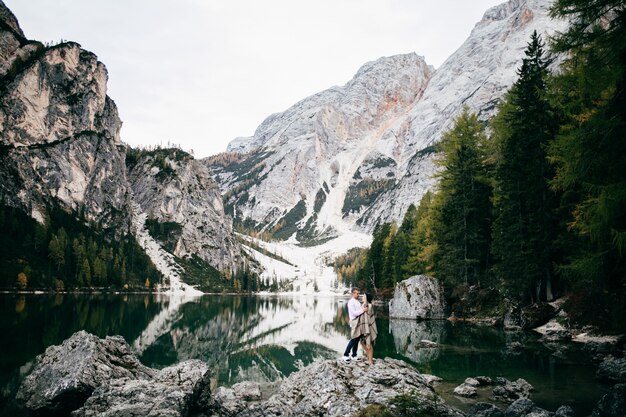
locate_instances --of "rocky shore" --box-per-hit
[9,331,626,417]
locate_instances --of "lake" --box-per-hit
[0,293,608,416]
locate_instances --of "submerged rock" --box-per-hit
[71,360,209,417]
[220,358,463,417]
[596,356,626,383]
[468,402,504,417]
[16,330,154,414]
[389,275,446,319]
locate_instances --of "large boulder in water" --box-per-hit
[596,355,626,383]
[71,360,209,417]
[16,330,155,415]
[227,358,463,417]
[389,275,446,319]
[589,384,626,417]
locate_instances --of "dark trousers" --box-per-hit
[343,336,359,357]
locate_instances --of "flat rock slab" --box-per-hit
[16,330,155,414]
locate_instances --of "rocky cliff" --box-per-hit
[127,147,243,273]
[0,1,241,288]
[0,0,130,231]
[208,0,568,242]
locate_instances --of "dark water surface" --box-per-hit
[0,293,608,415]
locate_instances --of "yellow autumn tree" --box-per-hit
[16,272,27,290]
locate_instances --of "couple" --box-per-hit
[342,287,377,365]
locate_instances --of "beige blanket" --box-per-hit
[350,305,377,348]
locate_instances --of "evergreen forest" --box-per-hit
[335,1,626,332]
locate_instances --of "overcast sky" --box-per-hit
[6,0,504,158]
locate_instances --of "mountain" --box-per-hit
[0,1,242,290]
[126,147,242,273]
[207,53,432,243]
[207,0,568,243]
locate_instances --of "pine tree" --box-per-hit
[548,0,626,326]
[491,32,560,303]
[431,107,492,290]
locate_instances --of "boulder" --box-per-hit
[503,398,534,417]
[589,384,626,417]
[505,303,556,331]
[453,383,478,397]
[491,377,533,403]
[225,358,463,417]
[71,360,209,417]
[468,402,504,417]
[389,275,446,319]
[16,330,154,415]
[475,376,494,386]
[596,355,626,383]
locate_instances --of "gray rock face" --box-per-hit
[16,330,154,414]
[128,149,243,272]
[0,7,131,233]
[208,53,432,242]
[221,358,463,417]
[71,360,209,417]
[389,275,446,319]
[212,381,263,416]
[596,355,626,383]
[589,383,626,417]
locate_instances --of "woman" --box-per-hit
[350,292,377,364]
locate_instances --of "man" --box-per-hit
[342,287,368,363]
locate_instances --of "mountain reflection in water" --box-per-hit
[0,294,609,416]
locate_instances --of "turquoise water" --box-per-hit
[0,293,608,415]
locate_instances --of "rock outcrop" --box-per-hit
[72,360,209,417]
[127,148,243,272]
[17,331,469,417]
[15,330,154,414]
[218,358,462,417]
[389,275,446,319]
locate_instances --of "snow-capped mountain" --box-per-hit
[207,0,568,242]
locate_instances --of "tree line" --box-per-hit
[0,204,163,291]
[338,0,626,331]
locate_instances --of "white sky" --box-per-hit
[6,0,504,158]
